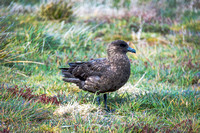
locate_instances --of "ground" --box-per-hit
[0,0,199,132]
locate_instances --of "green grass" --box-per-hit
[0,0,200,132]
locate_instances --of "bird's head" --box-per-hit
[107,40,136,55]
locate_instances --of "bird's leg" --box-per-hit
[97,96,100,106]
[104,93,108,109]
[104,94,115,112]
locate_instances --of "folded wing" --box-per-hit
[60,58,110,89]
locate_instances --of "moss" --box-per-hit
[171,20,200,45]
[143,23,170,34]
[129,22,170,34]
[104,34,132,42]
[185,35,200,45]
[146,37,158,45]
[185,20,200,32]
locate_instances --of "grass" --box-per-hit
[0,0,199,132]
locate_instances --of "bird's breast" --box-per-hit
[98,54,132,93]
[110,58,131,86]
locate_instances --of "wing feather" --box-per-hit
[60,58,109,81]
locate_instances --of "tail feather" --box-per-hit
[63,78,80,83]
[60,68,74,78]
[60,68,69,71]
[63,72,74,78]
[60,61,85,83]
[68,62,84,67]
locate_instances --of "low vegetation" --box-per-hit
[0,0,199,132]
[39,0,73,21]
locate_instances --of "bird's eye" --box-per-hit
[120,43,127,47]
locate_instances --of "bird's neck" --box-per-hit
[108,53,130,67]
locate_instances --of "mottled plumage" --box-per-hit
[60,40,136,109]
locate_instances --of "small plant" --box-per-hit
[39,0,73,21]
[7,85,61,105]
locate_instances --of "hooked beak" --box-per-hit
[127,47,136,53]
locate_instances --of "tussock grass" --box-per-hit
[0,0,199,132]
[39,0,73,21]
